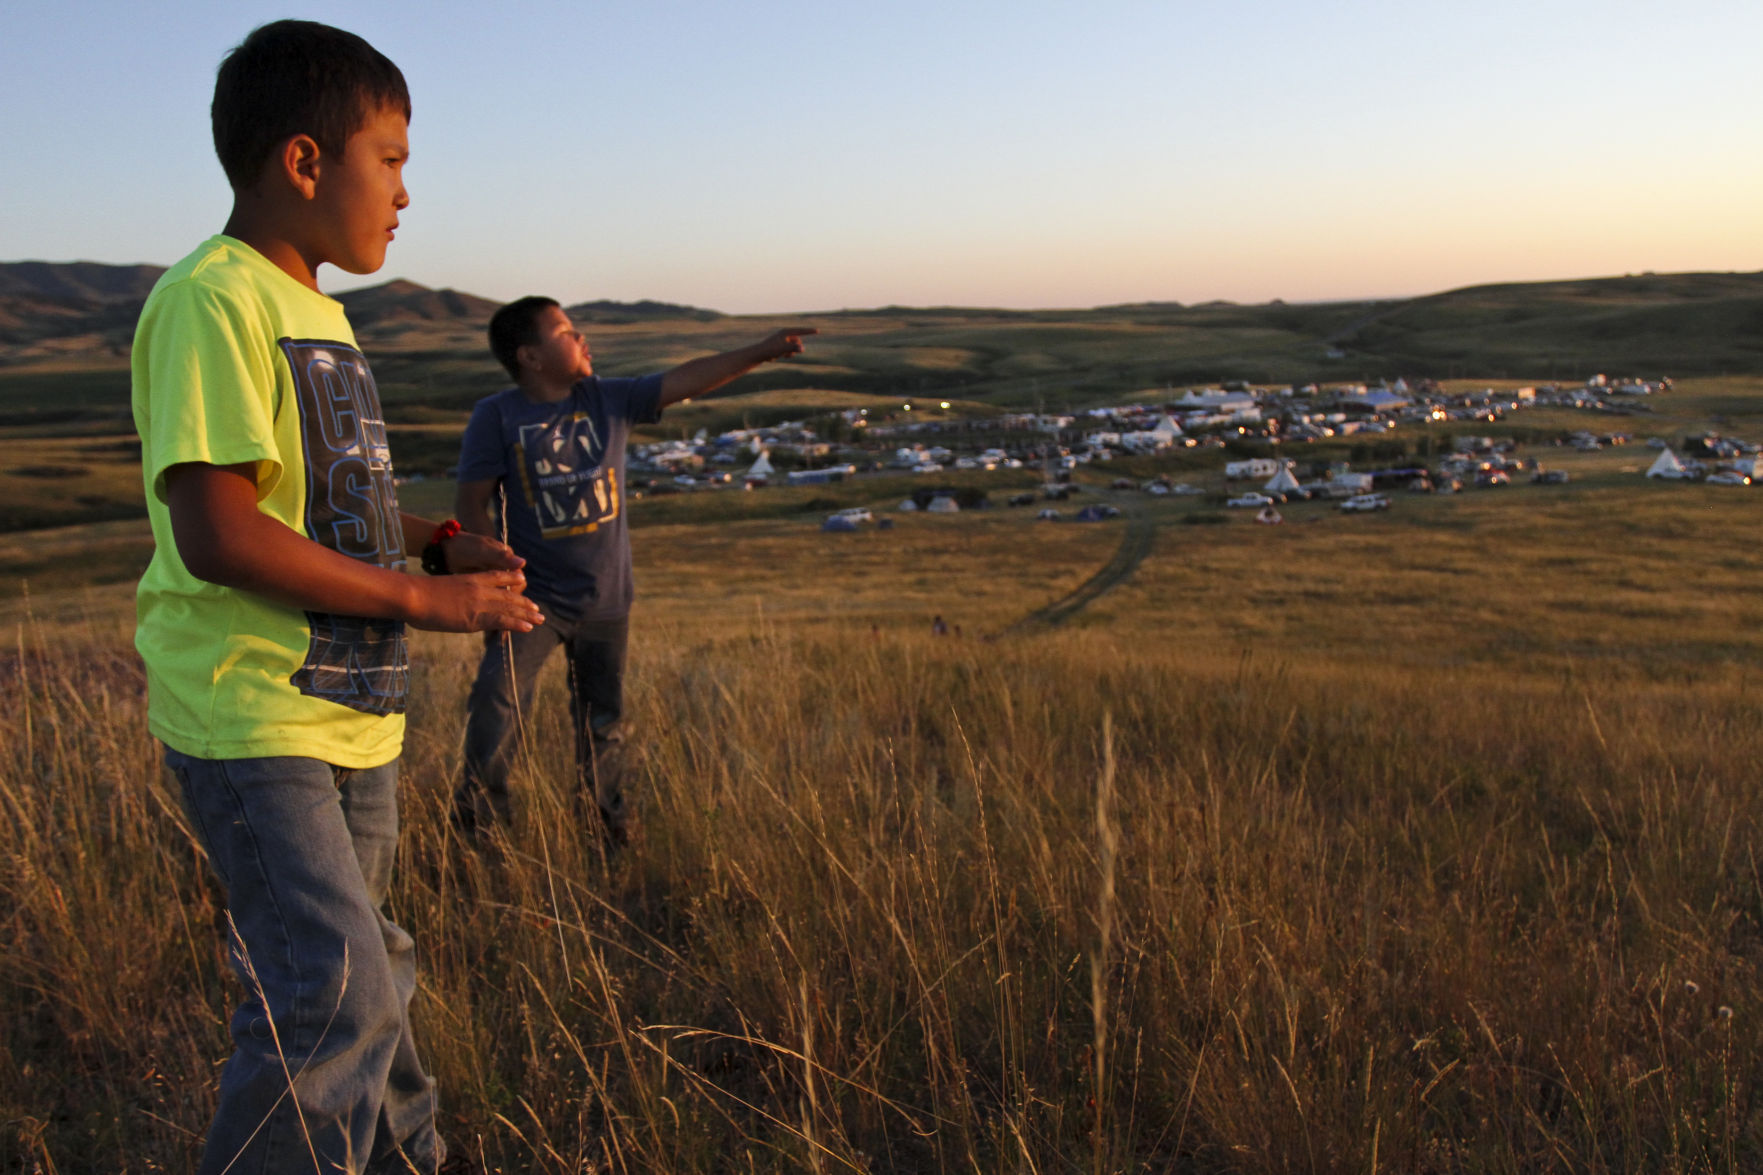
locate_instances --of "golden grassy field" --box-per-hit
[5,393,1763,1172]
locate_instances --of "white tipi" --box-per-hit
[1263,464,1302,496]
[1149,415,1184,446]
[1646,449,1688,479]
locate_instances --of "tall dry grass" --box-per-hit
[4,613,1761,1172]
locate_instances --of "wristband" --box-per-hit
[421,519,462,576]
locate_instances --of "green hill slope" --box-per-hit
[3,263,1763,420]
[1332,272,1763,377]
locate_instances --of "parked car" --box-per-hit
[1227,492,1274,509]
[1339,493,1391,512]
[1532,470,1571,485]
[1474,471,1510,488]
[827,507,874,523]
[1706,471,1752,486]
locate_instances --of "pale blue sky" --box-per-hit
[4,0,1760,312]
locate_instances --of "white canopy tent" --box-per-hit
[1725,454,1763,480]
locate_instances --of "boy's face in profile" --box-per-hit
[310,103,411,275]
[527,305,595,380]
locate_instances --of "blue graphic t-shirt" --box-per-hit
[457,375,664,620]
[282,338,408,711]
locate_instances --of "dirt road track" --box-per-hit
[995,507,1155,636]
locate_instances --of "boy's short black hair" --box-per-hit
[212,20,410,190]
[489,297,562,379]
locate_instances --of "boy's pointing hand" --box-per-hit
[759,327,817,361]
[658,327,821,406]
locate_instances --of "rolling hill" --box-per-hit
[0,261,167,350]
[1328,271,1763,377]
[0,262,722,350]
[3,261,1762,415]
[335,279,501,327]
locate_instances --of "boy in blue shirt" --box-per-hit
[132,21,542,1174]
[452,297,812,843]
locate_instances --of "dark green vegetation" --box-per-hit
[1331,272,1763,379]
[0,367,134,422]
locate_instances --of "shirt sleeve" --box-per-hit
[136,279,282,504]
[607,373,666,426]
[455,397,508,482]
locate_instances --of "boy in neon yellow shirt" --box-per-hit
[131,21,541,1174]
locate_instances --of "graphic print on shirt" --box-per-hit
[513,411,621,539]
[281,337,409,715]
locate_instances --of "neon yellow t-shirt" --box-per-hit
[131,236,407,767]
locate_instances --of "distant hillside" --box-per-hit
[0,261,165,302]
[1330,271,1763,376]
[334,285,726,330]
[336,279,501,327]
[0,260,729,353]
[567,298,723,324]
[3,259,1763,387]
[0,260,167,350]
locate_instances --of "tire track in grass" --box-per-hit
[997,506,1155,636]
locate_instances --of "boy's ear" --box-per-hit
[275,134,324,201]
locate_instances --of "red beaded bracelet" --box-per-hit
[421,519,462,576]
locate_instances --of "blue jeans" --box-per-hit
[455,613,629,838]
[167,750,441,1175]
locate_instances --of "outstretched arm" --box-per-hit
[165,462,543,633]
[658,327,817,408]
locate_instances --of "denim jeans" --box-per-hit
[455,613,628,837]
[166,750,441,1175]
